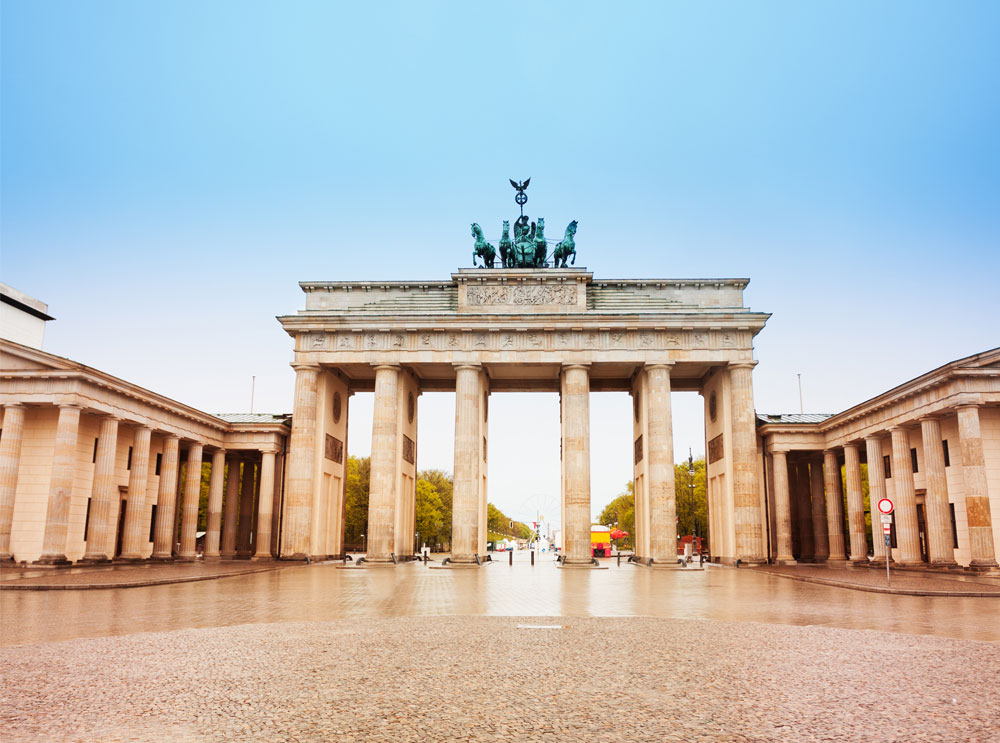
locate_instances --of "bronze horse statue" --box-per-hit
[533,217,548,267]
[498,220,513,268]
[553,220,578,267]
[471,223,496,268]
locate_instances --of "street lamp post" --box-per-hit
[361,533,366,553]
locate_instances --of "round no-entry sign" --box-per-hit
[877,498,894,515]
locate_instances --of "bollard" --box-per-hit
[531,550,535,566]
[509,550,513,566]
[617,552,621,567]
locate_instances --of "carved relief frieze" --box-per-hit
[466,284,576,306]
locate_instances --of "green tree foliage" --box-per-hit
[415,479,447,548]
[674,458,707,537]
[598,481,635,548]
[344,455,370,546]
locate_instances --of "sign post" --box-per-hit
[877,498,894,588]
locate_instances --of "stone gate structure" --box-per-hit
[277,268,770,566]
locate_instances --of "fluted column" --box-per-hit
[282,363,319,559]
[367,364,401,563]
[956,405,998,568]
[865,435,890,563]
[151,435,180,559]
[253,450,276,559]
[646,364,677,563]
[237,460,255,554]
[771,450,795,564]
[561,363,593,565]
[82,416,121,562]
[177,443,203,560]
[36,405,81,564]
[919,417,957,566]
[221,456,240,557]
[203,449,226,560]
[451,364,482,563]
[809,457,829,561]
[0,405,27,560]
[118,426,153,560]
[729,362,765,563]
[843,443,868,563]
[889,426,922,565]
[823,450,847,561]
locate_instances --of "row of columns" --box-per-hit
[0,403,281,564]
[770,405,997,569]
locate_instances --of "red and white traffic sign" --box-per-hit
[882,523,892,534]
[877,498,894,515]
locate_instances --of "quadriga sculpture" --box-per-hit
[471,223,496,268]
[553,220,578,267]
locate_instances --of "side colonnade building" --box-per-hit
[276,267,771,566]
[0,339,290,564]
[758,348,1000,571]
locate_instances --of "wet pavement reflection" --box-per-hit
[4,552,998,646]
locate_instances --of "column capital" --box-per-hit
[644,362,675,371]
[822,448,841,456]
[561,362,591,372]
[259,445,280,455]
[132,424,154,433]
[2,403,25,410]
[452,362,482,372]
[211,448,227,457]
[291,362,321,372]
[917,414,943,423]
[888,425,910,434]
[371,362,401,372]
[863,433,884,442]
[728,361,758,370]
[955,402,981,412]
[56,403,81,411]
[163,434,181,442]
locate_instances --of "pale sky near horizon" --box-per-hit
[3,2,998,526]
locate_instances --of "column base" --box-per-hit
[203,554,222,562]
[774,558,798,566]
[250,554,274,562]
[279,553,310,561]
[114,555,148,564]
[33,554,72,567]
[0,553,12,561]
[174,554,198,562]
[79,554,112,565]
[148,554,175,562]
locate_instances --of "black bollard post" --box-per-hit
[531,550,535,566]
[617,552,621,567]
[509,550,513,566]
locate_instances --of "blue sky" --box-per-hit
[3,1,998,524]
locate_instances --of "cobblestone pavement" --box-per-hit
[753,564,1000,596]
[3,615,999,743]
[0,561,289,589]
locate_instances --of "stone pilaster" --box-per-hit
[253,450,277,560]
[82,416,120,563]
[281,364,319,559]
[809,457,830,561]
[729,362,765,563]
[36,405,81,565]
[451,364,483,563]
[177,443,203,560]
[203,449,226,560]
[771,450,795,564]
[221,457,240,557]
[889,426,922,565]
[645,364,676,563]
[118,426,153,560]
[843,443,868,563]
[151,435,180,559]
[919,417,958,566]
[237,460,255,555]
[561,363,593,565]
[270,452,284,556]
[367,364,401,563]
[865,435,890,563]
[823,450,847,562]
[0,404,26,560]
[956,405,998,568]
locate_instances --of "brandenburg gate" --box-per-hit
[277,267,770,567]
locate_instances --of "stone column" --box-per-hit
[865,435,890,563]
[0,405,27,560]
[118,426,153,560]
[253,450,277,560]
[282,364,319,559]
[796,461,814,560]
[918,417,957,566]
[221,457,240,557]
[271,452,284,556]
[645,364,677,563]
[889,426,922,565]
[151,435,180,559]
[367,364,401,563]
[177,443,203,560]
[729,362,765,563]
[36,405,82,565]
[561,363,593,565]
[823,450,847,561]
[809,457,830,561]
[771,450,795,564]
[237,460,256,555]
[843,443,868,563]
[203,449,226,560]
[451,364,482,563]
[82,416,121,563]
[956,405,998,569]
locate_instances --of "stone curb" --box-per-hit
[0,564,291,591]
[753,568,1000,597]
